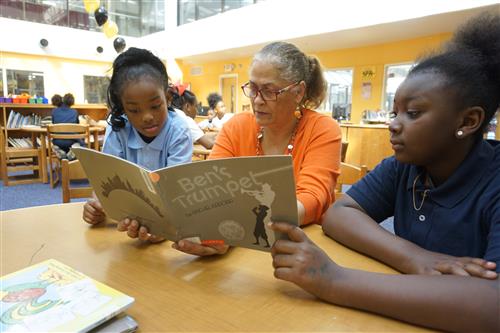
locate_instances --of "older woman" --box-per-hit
[119,42,342,255]
[173,41,342,256]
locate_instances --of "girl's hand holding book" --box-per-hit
[117,218,166,243]
[83,197,106,225]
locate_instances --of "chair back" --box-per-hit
[61,159,93,203]
[47,124,91,145]
[336,162,368,200]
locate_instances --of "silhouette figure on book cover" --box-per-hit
[252,205,270,247]
[242,183,276,247]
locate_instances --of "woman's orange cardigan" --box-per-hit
[208,109,341,225]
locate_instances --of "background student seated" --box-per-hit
[170,85,217,149]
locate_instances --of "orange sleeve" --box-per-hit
[295,116,341,225]
[208,117,238,159]
[208,113,257,160]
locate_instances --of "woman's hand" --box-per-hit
[403,250,497,279]
[172,239,229,256]
[82,198,106,225]
[270,222,338,297]
[116,218,165,243]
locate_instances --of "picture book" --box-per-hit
[72,147,299,252]
[0,259,134,333]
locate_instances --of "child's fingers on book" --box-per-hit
[88,199,104,212]
[148,235,166,243]
[116,219,130,231]
[138,226,151,241]
[83,211,103,224]
[127,229,139,239]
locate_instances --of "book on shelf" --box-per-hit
[6,110,16,128]
[0,259,134,333]
[6,137,33,148]
[73,147,299,252]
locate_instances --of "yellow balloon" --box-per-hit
[83,0,100,13]
[102,20,118,38]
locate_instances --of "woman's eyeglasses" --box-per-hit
[241,81,299,101]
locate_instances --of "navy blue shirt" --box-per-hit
[52,106,79,124]
[347,140,500,272]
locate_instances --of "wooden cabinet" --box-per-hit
[340,124,393,170]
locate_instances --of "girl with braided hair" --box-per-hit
[82,47,192,242]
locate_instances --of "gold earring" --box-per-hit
[294,105,303,119]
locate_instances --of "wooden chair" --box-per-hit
[0,129,43,186]
[192,144,211,161]
[47,124,90,188]
[335,162,368,200]
[341,141,349,162]
[61,159,93,203]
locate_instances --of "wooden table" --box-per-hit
[18,126,104,183]
[193,144,211,160]
[0,203,431,332]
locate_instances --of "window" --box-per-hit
[0,0,164,37]
[382,63,413,112]
[84,76,109,104]
[178,0,261,25]
[320,69,353,121]
[6,70,44,97]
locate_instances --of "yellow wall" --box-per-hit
[2,32,453,119]
[181,33,452,122]
[1,52,111,103]
[181,57,253,113]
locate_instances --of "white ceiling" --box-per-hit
[179,3,500,64]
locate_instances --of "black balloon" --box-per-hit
[94,6,108,26]
[113,37,126,53]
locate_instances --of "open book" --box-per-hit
[73,147,299,251]
[0,259,134,333]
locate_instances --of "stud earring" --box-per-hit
[457,130,464,137]
[294,105,303,119]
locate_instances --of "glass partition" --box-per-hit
[382,63,413,112]
[178,0,261,25]
[84,75,109,104]
[0,0,164,37]
[320,69,353,122]
[6,69,45,97]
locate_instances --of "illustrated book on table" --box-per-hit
[0,259,134,333]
